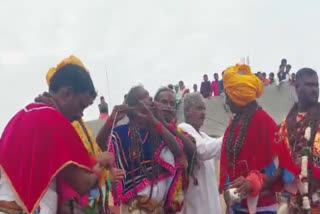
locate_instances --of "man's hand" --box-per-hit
[135,101,158,127]
[110,167,126,183]
[95,152,114,169]
[97,105,135,151]
[152,101,170,127]
[34,92,59,110]
[229,176,253,198]
[92,162,103,174]
[109,105,134,124]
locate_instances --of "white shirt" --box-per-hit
[178,123,222,214]
[0,169,57,214]
[281,73,290,83]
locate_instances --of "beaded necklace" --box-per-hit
[286,103,320,211]
[225,101,260,177]
[129,126,161,200]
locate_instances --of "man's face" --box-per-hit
[269,73,274,80]
[214,74,219,81]
[179,82,184,88]
[193,84,198,91]
[279,65,285,72]
[296,75,319,106]
[204,75,208,81]
[54,89,94,122]
[135,87,152,106]
[128,87,153,123]
[225,95,240,114]
[156,91,176,122]
[286,66,291,73]
[281,59,287,66]
[257,72,262,78]
[185,101,206,130]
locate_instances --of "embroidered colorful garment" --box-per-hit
[219,109,297,213]
[0,103,92,214]
[278,112,320,211]
[108,124,185,212]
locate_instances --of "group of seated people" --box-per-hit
[0,56,319,214]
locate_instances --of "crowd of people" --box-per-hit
[256,59,296,87]
[0,55,319,214]
[163,58,296,106]
[166,74,224,104]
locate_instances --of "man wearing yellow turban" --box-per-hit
[219,64,295,214]
[223,64,263,108]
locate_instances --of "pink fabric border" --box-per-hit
[165,169,184,210]
[110,140,176,205]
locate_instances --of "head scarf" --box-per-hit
[46,55,88,86]
[223,64,263,107]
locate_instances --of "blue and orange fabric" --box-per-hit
[108,124,185,212]
[108,124,173,203]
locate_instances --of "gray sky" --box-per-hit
[0,0,319,133]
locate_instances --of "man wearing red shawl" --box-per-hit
[34,56,121,214]
[219,64,297,214]
[278,68,320,213]
[0,56,112,214]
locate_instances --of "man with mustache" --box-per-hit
[178,92,223,214]
[278,68,320,213]
[219,64,296,214]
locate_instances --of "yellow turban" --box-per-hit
[223,64,263,107]
[46,55,88,86]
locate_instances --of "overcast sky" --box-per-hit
[0,0,319,133]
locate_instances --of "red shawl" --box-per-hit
[0,103,92,214]
[219,109,298,193]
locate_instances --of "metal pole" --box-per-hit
[105,67,112,108]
